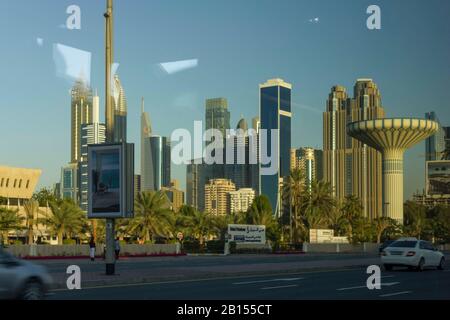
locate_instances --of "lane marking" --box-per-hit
[261,284,298,290]
[337,282,399,291]
[234,277,303,285]
[379,291,411,297]
[49,267,367,292]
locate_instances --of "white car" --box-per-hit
[381,238,445,271]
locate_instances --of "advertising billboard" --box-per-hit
[88,143,134,219]
[227,224,266,244]
[426,160,450,195]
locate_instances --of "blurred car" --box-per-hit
[378,240,396,254]
[0,247,53,300]
[381,237,445,271]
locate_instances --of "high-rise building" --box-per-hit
[291,147,323,189]
[205,178,236,215]
[140,98,153,192]
[445,127,450,160]
[113,74,127,143]
[70,79,93,163]
[205,98,230,140]
[145,135,171,191]
[78,94,106,211]
[162,180,185,212]
[425,112,446,161]
[323,79,385,219]
[228,188,255,214]
[134,174,141,196]
[60,163,78,202]
[252,116,261,134]
[259,78,292,216]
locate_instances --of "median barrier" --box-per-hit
[5,243,179,258]
[302,242,380,253]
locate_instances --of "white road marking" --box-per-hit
[233,277,303,285]
[261,284,298,290]
[337,282,399,291]
[379,291,412,297]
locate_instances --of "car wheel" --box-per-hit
[417,258,425,272]
[438,257,445,270]
[20,280,44,300]
[384,264,393,271]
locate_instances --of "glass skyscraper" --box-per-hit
[146,135,171,191]
[259,78,292,216]
[205,98,230,140]
[425,112,446,161]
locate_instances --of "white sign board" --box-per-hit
[227,224,266,244]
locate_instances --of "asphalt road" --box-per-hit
[49,264,450,300]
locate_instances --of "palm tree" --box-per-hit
[340,195,363,242]
[0,207,24,245]
[373,217,394,244]
[281,169,307,243]
[403,200,427,239]
[327,207,348,236]
[43,199,85,245]
[178,206,217,244]
[307,181,335,220]
[127,191,174,243]
[23,199,41,245]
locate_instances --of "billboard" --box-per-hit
[227,224,266,244]
[88,143,134,219]
[426,160,450,195]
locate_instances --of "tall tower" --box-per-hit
[259,78,292,216]
[70,78,93,164]
[112,74,127,142]
[205,98,230,140]
[425,112,446,161]
[105,0,114,143]
[323,79,385,219]
[141,98,152,191]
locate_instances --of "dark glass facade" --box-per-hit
[260,82,291,216]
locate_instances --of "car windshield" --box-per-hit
[389,241,417,248]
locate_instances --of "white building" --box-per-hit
[228,188,256,214]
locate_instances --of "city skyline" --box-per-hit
[1,0,450,200]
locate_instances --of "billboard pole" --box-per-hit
[105,0,116,276]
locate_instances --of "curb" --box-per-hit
[23,253,187,260]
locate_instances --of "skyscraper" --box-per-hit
[205,178,236,215]
[140,98,153,192]
[425,112,446,161]
[112,74,127,142]
[229,188,255,214]
[323,79,385,219]
[205,98,230,140]
[146,135,171,191]
[259,78,292,217]
[291,147,323,189]
[70,79,93,163]
[78,92,106,211]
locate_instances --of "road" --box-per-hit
[41,254,450,300]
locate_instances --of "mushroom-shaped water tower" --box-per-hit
[347,118,439,224]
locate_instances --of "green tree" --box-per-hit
[43,199,85,245]
[426,205,450,243]
[127,191,174,243]
[373,217,395,244]
[340,195,364,243]
[281,169,308,243]
[244,195,281,243]
[403,201,427,239]
[177,205,218,244]
[0,207,24,245]
[23,199,41,245]
[33,187,57,207]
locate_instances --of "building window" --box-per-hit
[6,178,9,187]
[26,180,30,189]
[18,179,22,188]
[0,178,3,187]
[13,179,17,188]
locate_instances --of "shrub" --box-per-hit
[206,240,225,253]
[182,240,204,253]
[63,239,76,245]
[229,241,237,254]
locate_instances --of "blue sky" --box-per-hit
[1,0,449,199]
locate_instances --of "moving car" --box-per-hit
[381,237,445,271]
[0,247,53,300]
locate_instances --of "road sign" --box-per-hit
[227,224,266,244]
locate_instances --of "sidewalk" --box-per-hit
[45,253,383,290]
